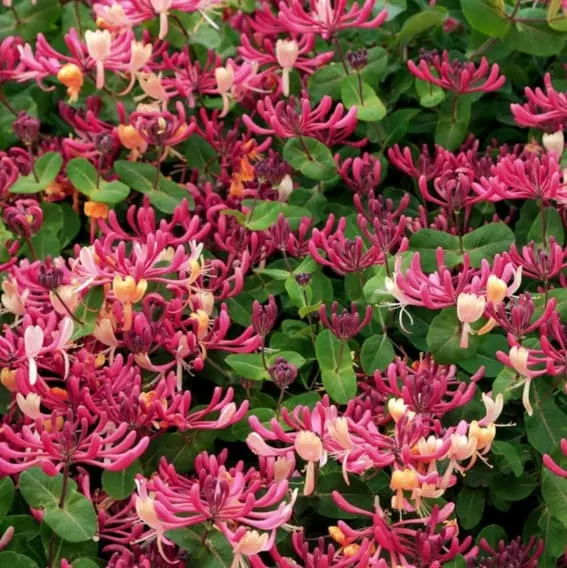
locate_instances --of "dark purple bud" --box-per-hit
[12,112,40,146]
[3,199,43,238]
[269,357,298,389]
[295,273,311,286]
[319,302,373,341]
[95,133,115,155]
[347,48,368,71]
[38,264,64,290]
[252,296,277,337]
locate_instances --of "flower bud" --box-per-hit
[57,63,84,103]
[268,357,297,389]
[347,48,368,71]
[275,39,299,70]
[509,345,530,376]
[0,368,16,392]
[543,130,565,157]
[295,273,311,287]
[84,200,109,219]
[112,275,147,304]
[390,468,419,491]
[252,296,277,336]
[12,112,40,146]
[38,264,64,291]
[294,431,323,462]
[117,124,145,150]
[215,66,234,94]
[469,420,495,451]
[276,174,294,201]
[486,275,507,304]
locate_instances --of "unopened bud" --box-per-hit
[543,130,565,157]
[269,357,298,389]
[13,112,40,146]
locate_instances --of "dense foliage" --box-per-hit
[4,0,567,566]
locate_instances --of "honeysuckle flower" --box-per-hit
[119,40,153,94]
[408,50,505,94]
[227,528,274,568]
[507,238,566,281]
[85,30,112,89]
[456,293,486,348]
[318,302,373,341]
[496,345,546,416]
[295,430,326,495]
[275,39,298,96]
[278,0,387,40]
[24,324,43,386]
[16,392,42,420]
[543,129,565,156]
[388,143,448,181]
[57,63,84,103]
[150,0,173,39]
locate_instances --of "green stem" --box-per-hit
[9,5,22,24]
[539,199,548,248]
[333,36,349,74]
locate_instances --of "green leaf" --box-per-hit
[101,460,143,500]
[543,466,567,528]
[167,528,233,567]
[456,487,485,530]
[114,160,155,193]
[36,152,63,186]
[0,0,61,41]
[245,201,284,231]
[283,137,336,181]
[477,524,507,548]
[426,308,480,364]
[397,7,447,42]
[71,286,105,340]
[492,441,524,477]
[527,206,565,247]
[460,0,511,38]
[548,0,567,31]
[312,472,373,518]
[0,552,39,568]
[458,333,508,378]
[462,222,515,267]
[19,468,75,509]
[316,330,357,404]
[225,353,266,381]
[526,382,567,454]
[359,334,395,374]
[66,158,98,195]
[0,476,15,517]
[321,364,357,404]
[409,229,461,272]
[415,78,446,108]
[71,560,101,568]
[435,97,472,151]
[506,8,566,56]
[340,76,387,122]
[43,492,97,543]
[96,180,130,205]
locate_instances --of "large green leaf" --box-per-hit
[456,487,485,530]
[340,76,387,122]
[460,0,511,37]
[43,492,97,543]
[359,334,395,375]
[0,476,15,518]
[397,7,447,42]
[19,468,75,509]
[101,460,143,500]
[283,137,336,181]
[167,528,233,567]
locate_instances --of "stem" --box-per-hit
[95,152,103,189]
[468,37,498,59]
[356,71,365,105]
[74,1,84,36]
[276,386,286,417]
[153,147,162,190]
[9,5,22,24]
[23,234,37,261]
[451,94,458,123]
[53,289,84,325]
[298,136,314,161]
[28,146,39,183]
[260,338,268,371]
[539,199,548,248]
[335,341,346,372]
[48,462,71,567]
[333,36,349,74]
[0,95,17,116]
[383,253,392,278]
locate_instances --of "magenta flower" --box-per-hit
[408,50,505,94]
[511,73,567,131]
[507,238,567,281]
[318,302,373,341]
[337,152,382,195]
[0,407,149,475]
[243,93,361,147]
[388,144,448,181]
[277,0,387,40]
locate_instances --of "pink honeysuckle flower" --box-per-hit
[24,324,44,386]
[506,238,567,281]
[318,302,373,341]
[388,143,449,181]
[224,527,275,568]
[511,73,567,131]
[337,151,382,195]
[408,50,505,94]
[277,0,387,40]
[0,407,149,475]
[496,345,547,416]
[243,93,362,147]
[85,30,112,89]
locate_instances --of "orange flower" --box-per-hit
[84,201,109,219]
[57,64,84,103]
